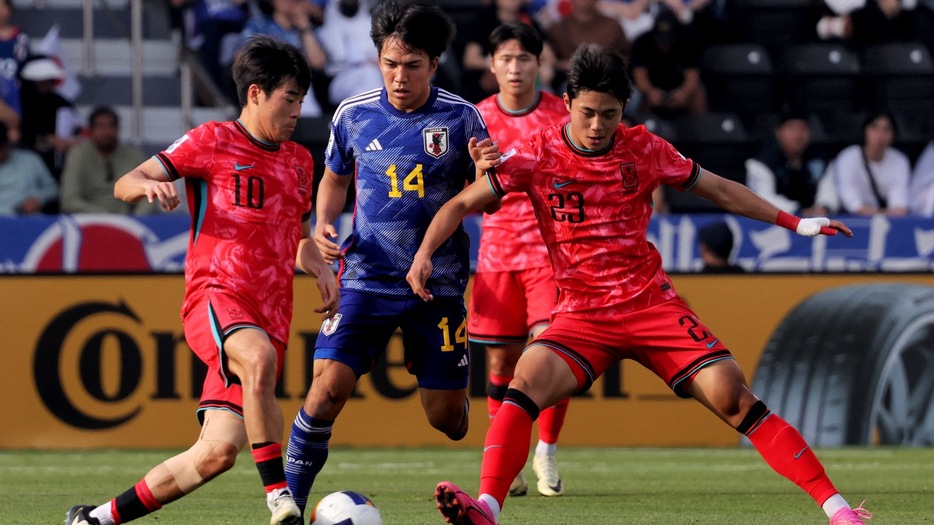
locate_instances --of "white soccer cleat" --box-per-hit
[532,454,564,497]
[267,487,302,525]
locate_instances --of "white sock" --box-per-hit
[535,440,556,457]
[479,494,501,520]
[89,504,116,525]
[822,494,850,518]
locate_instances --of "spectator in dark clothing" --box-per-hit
[744,110,836,216]
[18,56,78,183]
[629,11,705,119]
[697,220,745,273]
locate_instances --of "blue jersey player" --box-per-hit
[284,1,492,515]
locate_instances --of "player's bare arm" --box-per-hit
[297,221,340,319]
[689,168,853,237]
[314,167,352,264]
[407,175,500,301]
[113,157,180,211]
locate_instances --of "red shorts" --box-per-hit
[183,292,286,422]
[468,266,558,345]
[534,297,732,398]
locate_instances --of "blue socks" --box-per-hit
[285,409,333,514]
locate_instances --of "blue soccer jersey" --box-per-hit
[326,87,489,297]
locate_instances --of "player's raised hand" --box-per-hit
[314,222,344,264]
[406,255,434,302]
[146,180,180,211]
[777,211,854,237]
[468,137,501,173]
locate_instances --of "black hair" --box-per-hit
[370,1,455,60]
[698,221,734,260]
[488,22,544,58]
[88,105,119,128]
[566,44,633,106]
[861,110,897,144]
[232,36,312,107]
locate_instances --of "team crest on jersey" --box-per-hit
[321,313,343,336]
[423,127,449,158]
[620,162,638,194]
[294,164,309,194]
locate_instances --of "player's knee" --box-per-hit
[235,349,279,391]
[197,440,240,479]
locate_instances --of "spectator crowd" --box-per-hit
[2,0,933,218]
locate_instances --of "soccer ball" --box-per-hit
[309,490,383,525]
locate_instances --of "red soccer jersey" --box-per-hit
[489,123,700,316]
[475,91,568,272]
[156,120,314,344]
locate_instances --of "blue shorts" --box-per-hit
[315,289,469,390]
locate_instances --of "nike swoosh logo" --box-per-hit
[234,163,255,171]
[794,446,809,459]
[553,180,574,189]
[483,445,504,452]
[705,339,719,349]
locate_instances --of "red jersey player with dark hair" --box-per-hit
[471,22,569,499]
[65,36,339,525]
[408,44,872,525]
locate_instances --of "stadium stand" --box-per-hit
[861,42,934,141]
[701,43,776,127]
[777,42,862,118]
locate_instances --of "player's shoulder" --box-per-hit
[540,91,566,112]
[332,88,383,122]
[435,88,483,118]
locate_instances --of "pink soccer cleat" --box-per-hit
[829,502,873,525]
[435,481,497,525]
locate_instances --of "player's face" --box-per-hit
[378,35,438,112]
[564,89,623,151]
[255,80,304,143]
[490,39,539,99]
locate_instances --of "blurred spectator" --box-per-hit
[745,111,836,216]
[0,0,28,141]
[830,111,909,216]
[60,106,151,214]
[546,0,630,87]
[697,220,745,273]
[0,121,58,215]
[187,0,252,100]
[18,56,79,182]
[316,0,382,108]
[909,140,934,216]
[599,0,655,42]
[238,0,327,115]
[459,0,556,102]
[629,11,706,119]
[816,0,925,49]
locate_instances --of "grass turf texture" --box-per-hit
[4,447,932,524]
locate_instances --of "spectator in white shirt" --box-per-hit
[830,111,910,216]
[909,140,934,217]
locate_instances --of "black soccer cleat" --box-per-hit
[64,505,100,525]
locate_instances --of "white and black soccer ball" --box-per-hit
[309,490,383,525]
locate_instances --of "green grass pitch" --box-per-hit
[4,447,932,524]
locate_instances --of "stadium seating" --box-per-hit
[777,43,862,118]
[701,43,776,126]
[665,113,754,213]
[861,43,934,138]
[732,0,822,56]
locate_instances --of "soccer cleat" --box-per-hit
[267,487,302,525]
[64,505,100,525]
[532,454,564,497]
[829,502,873,525]
[508,471,528,497]
[435,481,497,525]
